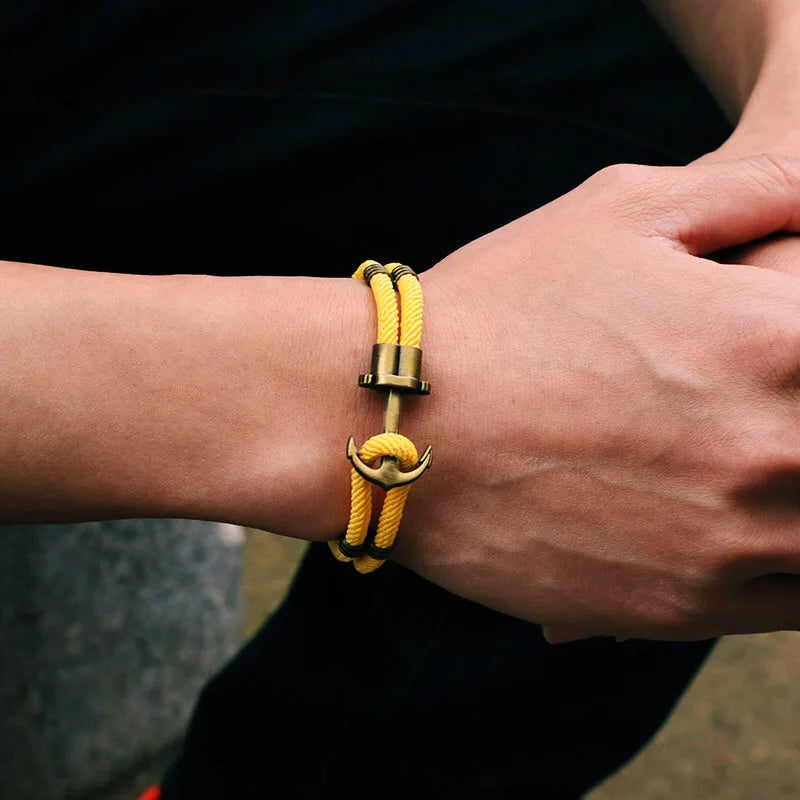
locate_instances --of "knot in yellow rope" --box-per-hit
[358,432,419,470]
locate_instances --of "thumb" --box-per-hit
[632,154,800,257]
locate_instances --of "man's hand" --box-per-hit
[398,154,800,643]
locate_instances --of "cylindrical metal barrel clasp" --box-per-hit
[358,343,431,394]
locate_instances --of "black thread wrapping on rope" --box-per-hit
[365,540,395,560]
[389,264,418,286]
[363,262,390,286]
[337,538,365,559]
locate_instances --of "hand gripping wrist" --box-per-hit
[329,260,433,573]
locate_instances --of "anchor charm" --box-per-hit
[346,435,433,491]
[347,342,432,491]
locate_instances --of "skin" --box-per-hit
[3,3,800,644]
[398,155,800,641]
[0,263,378,538]
[545,0,800,642]
[0,150,800,638]
[10,156,800,645]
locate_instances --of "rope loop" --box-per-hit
[358,432,419,470]
[330,261,430,573]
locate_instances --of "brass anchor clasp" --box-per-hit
[347,342,432,491]
[346,436,433,491]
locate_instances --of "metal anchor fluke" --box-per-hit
[346,435,433,491]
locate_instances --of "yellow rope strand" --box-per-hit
[354,485,413,574]
[352,260,398,344]
[328,466,372,563]
[386,262,424,347]
[330,261,427,572]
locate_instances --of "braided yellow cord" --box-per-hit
[386,263,424,348]
[328,466,372,563]
[331,261,425,573]
[354,485,413,574]
[327,431,418,564]
[352,260,398,344]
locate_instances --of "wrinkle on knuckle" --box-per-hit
[704,524,776,581]
[634,570,711,631]
[729,450,800,515]
[651,591,707,633]
[702,411,800,498]
[723,303,800,384]
[589,164,692,239]
[752,152,800,197]
[713,409,800,515]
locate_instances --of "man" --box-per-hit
[2,2,800,797]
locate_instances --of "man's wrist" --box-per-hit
[204,273,380,541]
[711,125,800,163]
[0,265,383,540]
[722,79,800,160]
[698,92,800,163]
[228,265,453,549]
[711,4,800,161]
[647,0,800,161]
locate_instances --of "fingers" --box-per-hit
[670,155,800,255]
[722,234,800,279]
[588,154,800,256]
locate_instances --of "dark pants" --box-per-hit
[163,545,716,799]
[0,2,732,798]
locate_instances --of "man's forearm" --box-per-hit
[0,261,377,539]
[646,0,800,152]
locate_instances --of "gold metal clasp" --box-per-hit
[348,343,432,490]
[346,436,433,491]
[358,343,431,395]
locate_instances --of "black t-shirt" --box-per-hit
[0,3,730,798]
[0,0,727,276]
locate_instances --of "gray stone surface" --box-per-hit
[588,631,800,799]
[0,519,243,800]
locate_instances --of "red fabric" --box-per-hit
[137,787,161,800]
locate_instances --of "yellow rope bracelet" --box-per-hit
[328,260,432,573]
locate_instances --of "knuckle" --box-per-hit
[723,433,800,507]
[650,592,707,633]
[581,163,679,232]
[638,574,710,631]
[702,526,770,580]
[587,162,658,191]
[722,302,800,383]
[747,152,800,196]
[645,573,744,637]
